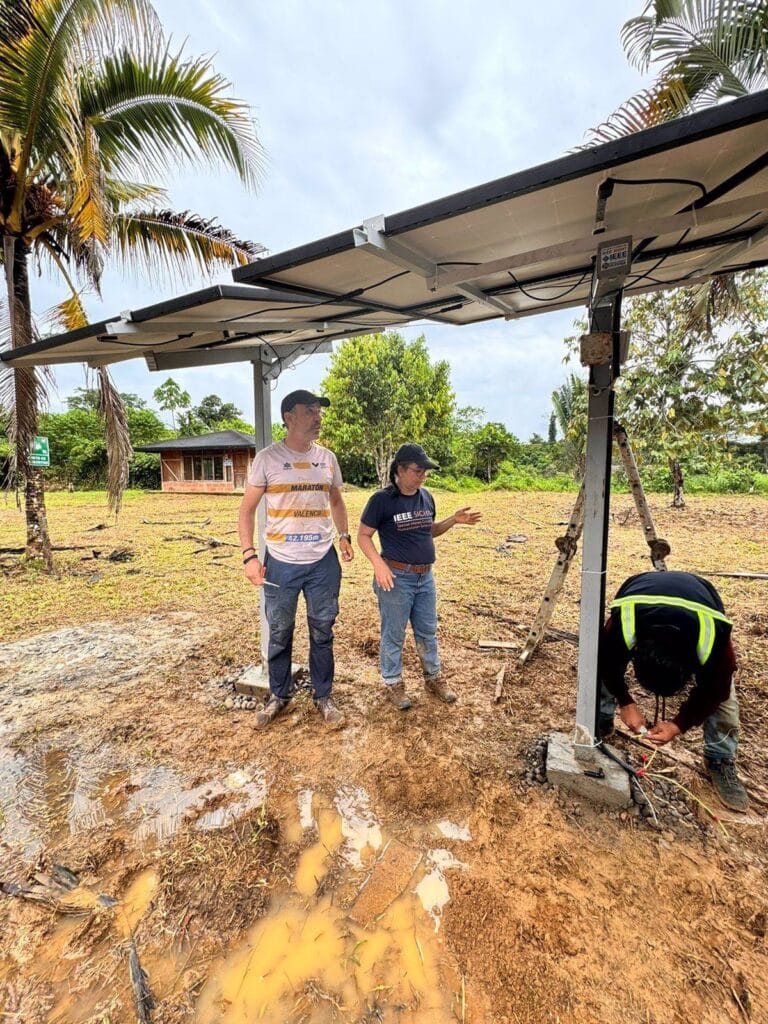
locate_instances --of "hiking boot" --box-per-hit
[424,675,457,704]
[255,694,288,728]
[705,758,750,813]
[315,696,346,728]
[383,681,412,711]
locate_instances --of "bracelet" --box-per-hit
[338,533,351,543]
[243,554,260,565]
[242,546,256,555]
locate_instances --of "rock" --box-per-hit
[224,698,234,710]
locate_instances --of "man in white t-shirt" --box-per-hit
[238,389,354,728]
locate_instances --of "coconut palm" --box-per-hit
[587,0,768,143]
[0,0,264,565]
[551,373,588,479]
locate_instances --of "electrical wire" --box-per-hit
[605,175,707,201]
[505,267,591,302]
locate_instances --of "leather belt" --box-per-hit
[384,558,432,574]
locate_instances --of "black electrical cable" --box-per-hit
[625,229,691,288]
[604,175,707,200]
[505,267,591,302]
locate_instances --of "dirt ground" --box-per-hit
[1,488,767,1024]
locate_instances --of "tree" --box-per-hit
[587,0,768,143]
[0,0,263,565]
[548,411,557,444]
[449,405,485,477]
[470,422,520,482]
[320,332,456,487]
[193,394,242,430]
[153,378,190,430]
[551,372,588,480]
[617,275,768,506]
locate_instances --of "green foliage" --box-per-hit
[490,461,579,492]
[470,422,520,482]
[38,405,168,488]
[320,332,455,486]
[128,453,161,489]
[550,371,588,479]
[153,378,190,429]
[194,395,243,430]
[271,423,287,442]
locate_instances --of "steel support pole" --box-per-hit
[252,356,273,666]
[573,286,622,761]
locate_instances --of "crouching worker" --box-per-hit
[357,443,481,710]
[599,570,749,812]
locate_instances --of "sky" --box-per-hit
[33,0,652,438]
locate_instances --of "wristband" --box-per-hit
[338,533,351,542]
[242,546,256,555]
[243,554,260,565]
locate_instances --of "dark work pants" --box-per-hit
[263,547,341,701]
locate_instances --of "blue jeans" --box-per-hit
[374,568,441,684]
[264,547,341,701]
[599,682,740,761]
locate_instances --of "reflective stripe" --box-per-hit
[697,611,716,663]
[611,595,731,665]
[620,601,637,649]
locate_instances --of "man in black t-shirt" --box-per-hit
[358,443,481,710]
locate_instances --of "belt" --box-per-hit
[384,558,432,574]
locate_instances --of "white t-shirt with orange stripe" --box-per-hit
[247,441,343,564]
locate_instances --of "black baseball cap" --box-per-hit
[394,443,439,469]
[280,389,330,418]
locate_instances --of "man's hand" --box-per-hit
[619,703,647,733]
[454,506,481,525]
[244,558,267,587]
[339,537,354,563]
[373,559,395,592]
[646,721,681,746]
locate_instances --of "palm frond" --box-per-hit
[42,291,90,334]
[583,79,692,144]
[111,208,265,284]
[97,365,131,516]
[0,0,161,196]
[104,177,168,207]
[79,43,264,188]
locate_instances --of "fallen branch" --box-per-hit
[493,664,507,703]
[163,533,237,549]
[143,517,211,527]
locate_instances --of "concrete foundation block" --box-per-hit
[234,663,304,696]
[546,732,632,809]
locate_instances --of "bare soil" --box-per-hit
[1,489,767,1024]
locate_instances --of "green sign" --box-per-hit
[30,436,50,467]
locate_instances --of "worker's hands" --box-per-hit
[373,558,396,592]
[244,557,267,587]
[619,703,647,733]
[454,506,481,525]
[646,721,681,746]
[339,536,354,562]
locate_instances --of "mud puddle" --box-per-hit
[194,788,471,1023]
[1,748,473,1023]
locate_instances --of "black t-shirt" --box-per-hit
[361,486,436,564]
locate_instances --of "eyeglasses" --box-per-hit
[405,465,428,475]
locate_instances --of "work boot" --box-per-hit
[315,696,346,728]
[383,681,412,711]
[424,674,457,704]
[255,694,288,728]
[705,758,750,813]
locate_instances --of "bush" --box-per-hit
[491,461,578,491]
[129,452,161,489]
[428,473,485,493]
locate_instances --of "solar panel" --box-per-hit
[4,89,768,370]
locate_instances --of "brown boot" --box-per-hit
[383,681,412,710]
[315,696,346,728]
[424,675,457,704]
[255,694,288,728]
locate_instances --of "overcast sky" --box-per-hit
[34,0,651,438]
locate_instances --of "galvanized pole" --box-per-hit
[252,355,272,666]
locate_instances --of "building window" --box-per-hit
[182,453,224,481]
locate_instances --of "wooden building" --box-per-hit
[135,431,257,493]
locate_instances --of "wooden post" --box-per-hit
[613,422,670,570]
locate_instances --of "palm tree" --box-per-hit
[586,0,768,143]
[551,373,588,479]
[1,0,264,565]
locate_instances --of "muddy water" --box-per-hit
[194,790,467,1023]
[1,747,472,1023]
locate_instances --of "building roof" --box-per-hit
[135,430,257,453]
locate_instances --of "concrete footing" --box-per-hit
[234,663,305,696]
[546,731,632,809]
